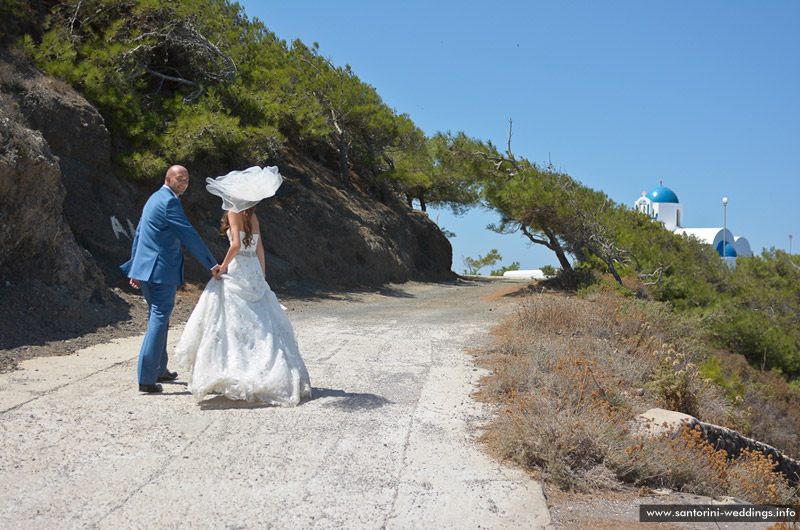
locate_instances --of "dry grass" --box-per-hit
[476,285,800,504]
[614,425,796,505]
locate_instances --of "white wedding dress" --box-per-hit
[174,231,311,405]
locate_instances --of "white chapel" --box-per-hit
[635,184,752,264]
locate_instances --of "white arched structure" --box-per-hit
[675,228,731,251]
[674,228,752,259]
[734,236,752,257]
[636,185,752,264]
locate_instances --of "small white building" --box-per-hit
[635,186,684,231]
[635,184,752,264]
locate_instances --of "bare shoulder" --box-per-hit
[227,210,244,229]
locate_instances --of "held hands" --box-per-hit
[211,264,222,280]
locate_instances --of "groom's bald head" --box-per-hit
[165,165,190,196]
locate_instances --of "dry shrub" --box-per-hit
[515,294,603,337]
[610,425,797,505]
[477,293,651,490]
[744,388,800,459]
[584,287,737,425]
[728,448,797,505]
[709,350,800,459]
[609,425,729,497]
[478,387,613,490]
[477,357,630,491]
[621,275,652,300]
[768,523,800,530]
[478,287,799,501]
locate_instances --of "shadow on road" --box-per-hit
[198,395,284,410]
[277,282,418,302]
[314,387,392,410]
[191,387,391,411]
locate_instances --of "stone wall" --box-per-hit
[634,408,800,485]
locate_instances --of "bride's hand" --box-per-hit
[219,265,228,275]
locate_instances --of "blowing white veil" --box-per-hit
[206,166,283,212]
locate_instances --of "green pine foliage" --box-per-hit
[15,0,442,190]
[463,249,502,275]
[708,250,800,376]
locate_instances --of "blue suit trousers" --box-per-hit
[138,281,177,385]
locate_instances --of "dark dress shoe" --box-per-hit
[157,370,178,382]
[138,383,163,393]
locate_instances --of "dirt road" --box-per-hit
[0,278,551,529]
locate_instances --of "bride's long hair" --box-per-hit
[219,207,256,248]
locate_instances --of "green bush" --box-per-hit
[699,355,746,404]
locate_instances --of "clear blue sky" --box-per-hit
[238,1,800,273]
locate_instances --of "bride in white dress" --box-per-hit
[174,166,311,405]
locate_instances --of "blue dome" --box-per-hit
[716,241,737,257]
[646,186,679,203]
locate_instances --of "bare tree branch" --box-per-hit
[68,1,83,35]
[144,67,198,87]
[520,224,554,248]
[115,17,236,93]
[640,266,665,286]
[505,118,520,173]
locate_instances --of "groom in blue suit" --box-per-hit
[121,165,221,393]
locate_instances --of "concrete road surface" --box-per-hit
[0,278,551,529]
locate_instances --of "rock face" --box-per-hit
[0,47,453,306]
[634,408,800,485]
[0,49,106,300]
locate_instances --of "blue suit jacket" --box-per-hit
[121,186,216,285]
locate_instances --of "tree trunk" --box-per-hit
[367,140,380,183]
[542,226,573,274]
[582,241,624,286]
[605,259,623,285]
[419,194,427,212]
[338,133,350,188]
[553,245,574,275]
[573,245,588,264]
[521,224,574,275]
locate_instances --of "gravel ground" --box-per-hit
[0,277,552,529]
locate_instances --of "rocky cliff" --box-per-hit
[0,49,108,300]
[0,47,453,349]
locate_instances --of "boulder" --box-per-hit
[633,408,800,485]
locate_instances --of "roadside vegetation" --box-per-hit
[476,279,799,504]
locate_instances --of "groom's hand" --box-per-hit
[211,264,222,280]
[129,278,140,290]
